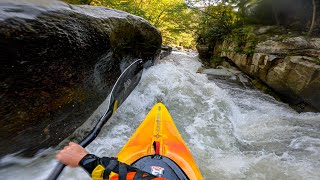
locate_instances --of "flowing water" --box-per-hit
[1,52,320,180]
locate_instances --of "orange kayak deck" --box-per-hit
[115,103,203,179]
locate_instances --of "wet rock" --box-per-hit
[266,56,320,109]
[0,0,161,157]
[217,30,320,112]
[160,45,172,59]
[255,36,320,59]
[201,66,253,89]
[202,68,235,77]
[196,44,211,60]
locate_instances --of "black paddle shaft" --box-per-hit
[48,110,113,180]
[47,59,143,180]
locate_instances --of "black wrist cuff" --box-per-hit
[79,154,100,174]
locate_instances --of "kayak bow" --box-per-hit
[113,103,203,180]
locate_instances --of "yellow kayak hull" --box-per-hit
[114,103,203,179]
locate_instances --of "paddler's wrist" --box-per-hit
[79,154,100,174]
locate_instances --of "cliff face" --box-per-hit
[205,26,320,111]
[0,0,161,157]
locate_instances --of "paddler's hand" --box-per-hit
[56,142,88,167]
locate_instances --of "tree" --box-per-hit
[195,3,238,45]
[308,0,317,36]
[87,0,200,48]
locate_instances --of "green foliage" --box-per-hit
[81,0,200,48]
[195,4,239,45]
[210,56,224,68]
[227,26,257,55]
[196,0,319,45]
[63,0,319,51]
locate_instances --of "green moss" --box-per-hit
[224,26,257,56]
[210,56,224,68]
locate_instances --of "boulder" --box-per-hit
[0,0,161,157]
[266,56,320,107]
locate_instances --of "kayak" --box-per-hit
[110,103,203,179]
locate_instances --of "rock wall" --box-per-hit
[217,27,320,111]
[0,0,161,157]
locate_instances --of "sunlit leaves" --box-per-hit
[87,0,199,48]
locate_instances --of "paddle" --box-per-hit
[48,59,144,180]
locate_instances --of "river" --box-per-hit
[1,52,320,179]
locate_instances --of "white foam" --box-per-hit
[1,53,320,179]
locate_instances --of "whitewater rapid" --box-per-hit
[1,52,320,179]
